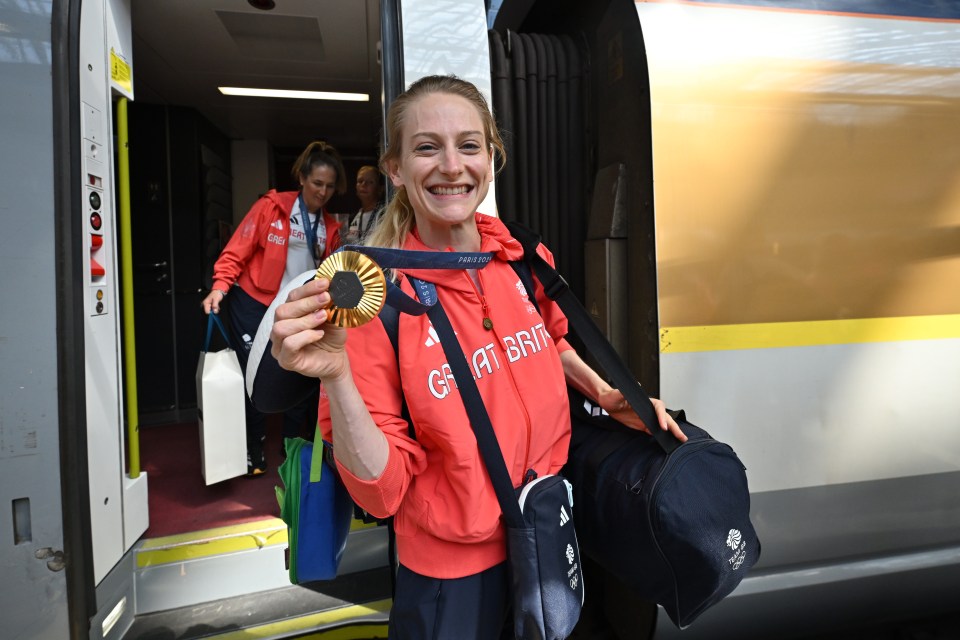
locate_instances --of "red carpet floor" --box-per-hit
[139,415,288,538]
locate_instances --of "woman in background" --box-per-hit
[202,140,345,475]
[343,164,385,244]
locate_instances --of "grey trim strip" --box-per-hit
[52,0,97,634]
[736,544,960,596]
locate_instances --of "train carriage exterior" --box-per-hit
[627,2,960,637]
[1,0,958,638]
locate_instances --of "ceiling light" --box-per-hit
[218,87,370,102]
[247,0,276,10]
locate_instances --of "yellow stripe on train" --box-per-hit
[660,314,960,353]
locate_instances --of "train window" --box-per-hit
[12,497,31,544]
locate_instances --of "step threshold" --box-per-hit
[123,567,392,640]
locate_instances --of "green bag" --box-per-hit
[276,432,354,583]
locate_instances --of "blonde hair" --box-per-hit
[291,140,347,195]
[357,165,381,181]
[364,75,506,249]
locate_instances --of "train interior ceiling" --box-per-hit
[130,0,646,537]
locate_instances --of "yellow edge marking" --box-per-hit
[209,599,391,640]
[137,518,287,567]
[137,517,378,567]
[290,623,389,640]
[351,519,379,531]
[660,314,960,353]
[140,518,286,549]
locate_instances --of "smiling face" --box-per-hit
[386,92,493,250]
[299,163,338,213]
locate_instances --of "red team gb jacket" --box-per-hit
[319,213,574,580]
[212,189,341,306]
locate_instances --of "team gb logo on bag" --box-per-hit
[726,529,747,570]
[565,543,579,590]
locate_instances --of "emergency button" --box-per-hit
[91,233,105,278]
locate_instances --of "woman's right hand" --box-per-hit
[270,277,349,381]
[201,289,225,315]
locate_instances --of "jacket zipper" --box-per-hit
[480,295,494,331]
[468,269,534,479]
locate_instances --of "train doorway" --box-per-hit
[490,0,661,393]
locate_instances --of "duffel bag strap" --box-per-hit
[506,221,681,455]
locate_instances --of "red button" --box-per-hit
[91,234,103,249]
[91,258,105,277]
[90,212,102,230]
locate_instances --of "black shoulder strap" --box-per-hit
[504,220,681,455]
[376,289,412,440]
[362,297,403,595]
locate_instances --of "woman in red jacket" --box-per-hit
[202,140,345,475]
[269,77,686,637]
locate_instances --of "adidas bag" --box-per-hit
[276,437,355,583]
[509,474,584,640]
[563,391,760,628]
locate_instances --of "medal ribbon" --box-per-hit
[338,244,493,315]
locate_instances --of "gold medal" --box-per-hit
[314,250,387,328]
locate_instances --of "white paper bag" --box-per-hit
[196,315,247,484]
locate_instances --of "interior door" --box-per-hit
[129,103,178,417]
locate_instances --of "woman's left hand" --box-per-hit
[597,388,688,442]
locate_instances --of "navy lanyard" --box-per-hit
[339,244,493,315]
[356,207,380,239]
[299,193,327,265]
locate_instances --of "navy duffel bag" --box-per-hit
[563,390,760,628]
[505,221,760,629]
